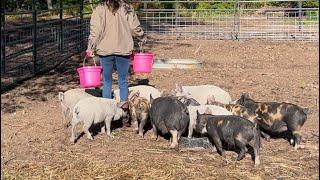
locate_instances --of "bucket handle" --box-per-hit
[83,56,97,67]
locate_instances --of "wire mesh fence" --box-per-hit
[137,0,319,41]
[1,0,319,92]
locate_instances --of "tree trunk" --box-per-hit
[47,0,53,10]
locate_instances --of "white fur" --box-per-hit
[58,88,93,127]
[70,97,126,143]
[113,85,161,102]
[176,84,232,105]
[187,105,232,138]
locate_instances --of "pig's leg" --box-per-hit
[177,131,183,141]
[131,113,138,133]
[287,122,304,150]
[151,123,158,140]
[138,119,147,137]
[249,130,261,166]
[253,134,261,167]
[100,123,106,134]
[61,105,68,128]
[134,121,139,133]
[208,131,225,157]
[169,129,179,150]
[70,118,78,144]
[260,131,270,142]
[292,130,303,150]
[105,118,114,138]
[188,123,193,138]
[235,139,247,161]
[83,121,93,140]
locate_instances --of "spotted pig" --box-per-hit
[236,93,310,150]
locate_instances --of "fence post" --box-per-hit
[32,0,37,74]
[174,0,179,26]
[298,1,302,31]
[144,1,147,9]
[80,0,84,52]
[59,0,63,51]
[233,0,240,40]
[1,0,5,74]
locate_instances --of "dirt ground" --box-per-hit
[1,39,319,179]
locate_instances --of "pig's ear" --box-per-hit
[117,101,129,109]
[128,100,133,109]
[205,107,212,114]
[175,83,182,93]
[243,93,251,99]
[58,92,64,102]
[134,90,140,97]
[206,95,215,105]
[170,90,176,96]
[160,89,165,97]
[184,106,189,115]
[160,89,169,97]
[150,94,154,104]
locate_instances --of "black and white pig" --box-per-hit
[149,95,189,150]
[195,111,261,166]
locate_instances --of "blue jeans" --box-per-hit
[99,55,130,101]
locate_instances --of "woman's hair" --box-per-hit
[102,0,127,14]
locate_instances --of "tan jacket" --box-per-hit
[87,3,144,56]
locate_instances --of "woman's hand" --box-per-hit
[85,50,94,58]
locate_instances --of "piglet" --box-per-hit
[236,93,310,150]
[149,95,189,150]
[70,97,128,144]
[195,111,260,166]
[58,88,94,128]
[128,91,151,137]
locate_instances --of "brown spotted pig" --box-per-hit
[128,91,150,137]
[236,93,310,150]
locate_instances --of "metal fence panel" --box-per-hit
[138,0,319,41]
[1,0,95,91]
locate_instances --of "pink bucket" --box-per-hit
[132,52,153,73]
[77,57,102,88]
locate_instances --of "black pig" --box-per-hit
[149,95,189,150]
[195,111,260,166]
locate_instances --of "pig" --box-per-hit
[70,97,128,144]
[58,88,94,128]
[174,84,232,105]
[236,93,310,150]
[187,105,233,138]
[113,85,161,102]
[195,111,260,166]
[149,95,189,150]
[207,96,271,141]
[128,91,151,137]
